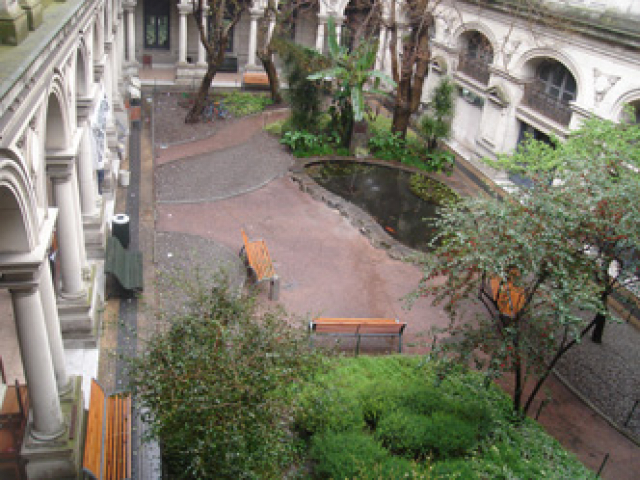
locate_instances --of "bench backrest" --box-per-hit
[83,379,132,480]
[312,318,406,335]
[83,379,105,478]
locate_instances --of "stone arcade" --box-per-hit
[0,0,125,477]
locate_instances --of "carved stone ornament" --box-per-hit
[16,130,26,151]
[502,39,521,67]
[593,68,620,104]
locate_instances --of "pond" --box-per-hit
[306,162,456,252]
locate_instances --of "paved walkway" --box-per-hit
[146,108,639,478]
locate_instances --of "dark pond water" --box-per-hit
[307,162,446,252]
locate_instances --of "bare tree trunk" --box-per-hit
[522,318,598,416]
[258,52,283,104]
[186,62,219,124]
[390,13,432,138]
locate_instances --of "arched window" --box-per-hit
[465,31,493,64]
[536,61,576,103]
[458,31,493,84]
[522,59,577,126]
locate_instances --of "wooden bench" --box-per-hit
[83,379,132,480]
[240,229,280,300]
[310,318,407,355]
[105,236,143,298]
[242,71,270,90]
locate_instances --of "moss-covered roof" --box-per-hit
[0,0,84,106]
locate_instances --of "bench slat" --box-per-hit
[83,380,106,479]
[310,317,407,354]
[314,318,400,325]
[240,229,279,300]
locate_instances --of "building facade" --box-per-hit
[127,0,640,177]
[424,0,640,185]
[0,0,125,477]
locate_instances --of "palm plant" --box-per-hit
[308,17,395,146]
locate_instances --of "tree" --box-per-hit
[256,0,285,104]
[419,76,455,151]
[414,116,640,416]
[413,192,601,416]
[388,0,434,137]
[127,274,322,478]
[308,17,395,148]
[186,0,251,124]
[490,115,640,344]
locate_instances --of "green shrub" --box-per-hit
[126,275,322,479]
[295,384,364,436]
[309,431,388,479]
[396,384,447,416]
[221,91,272,117]
[280,130,342,157]
[375,410,433,459]
[430,458,479,479]
[360,381,405,429]
[264,118,285,136]
[424,411,480,459]
[365,456,429,478]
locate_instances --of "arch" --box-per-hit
[611,88,640,121]
[44,76,72,151]
[512,47,583,104]
[75,40,90,98]
[0,153,39,252]
[452,21,498,58]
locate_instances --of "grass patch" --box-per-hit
[221,91,272,117]
[295,356,591,479]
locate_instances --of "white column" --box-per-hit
[197,6,208,66]
[247,10,260,68]
[11,286,66,440]
[70,166,88,270]
[178,5,188,64]
[39,261,71,395]
[52,174,85,299]
[335,17,343,45]
[126,6,135,63]
[78,123,99,217]
[376,26,388,70]
[316,15,327,52]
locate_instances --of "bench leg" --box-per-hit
[269,276,280,301]
[356,334,361,356]
[398,334,403,353]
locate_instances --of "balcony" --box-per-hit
[458,55,491,85]
[522,81,573,127]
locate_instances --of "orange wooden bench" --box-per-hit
[83,379,132,480]
[240,229,280,300]
[242,71,269,90]
[310,317,407,354]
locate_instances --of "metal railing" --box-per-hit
[522,81,573,126]
[458,55,491,85]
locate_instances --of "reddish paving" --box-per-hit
[153,112,640,479]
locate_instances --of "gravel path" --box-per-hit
[156,131,293,203]
[557,319,640,440]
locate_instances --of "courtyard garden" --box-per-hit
[127,278,592,479]
[137,26,640,476]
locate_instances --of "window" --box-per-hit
[536,61,576,103]
[465,32,493,64]
[144,0,170,49]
